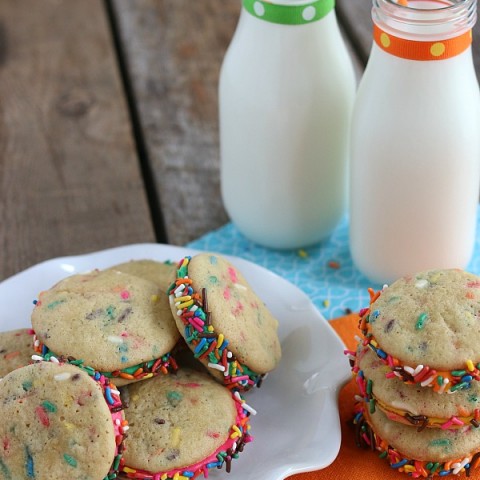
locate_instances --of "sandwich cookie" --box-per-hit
[120,368,254,479]
[0,328,35,378]
[358,270,480,393]
[168,254,281,390]
[353,347,480,431]
[31,269,180,386]
[0,361,127,480]
[355,406,480,477]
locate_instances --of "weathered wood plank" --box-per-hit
[337,0,480,74]
[336,1,372,65]
[111,0,238,246]
[112,0,363,246]
[0,0,155,281]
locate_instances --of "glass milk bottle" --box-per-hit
[219,0,356,249]
[350,0,480,284]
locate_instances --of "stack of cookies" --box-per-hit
[0,253,282,480]
[351,269,480,477]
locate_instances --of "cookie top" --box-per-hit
[0,328,34,378]
[367,269,480,369]
[31,270,180,376]
[357,347,480,430]
[169,254,281,389]
[121,368,253,477]
[106,259,176,290]
[0,361,124,480]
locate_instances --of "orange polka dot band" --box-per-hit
[374,24,472,61]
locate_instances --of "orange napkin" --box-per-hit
[289,314,480,480]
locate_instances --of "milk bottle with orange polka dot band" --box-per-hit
[219,0,356,249]
[349,0,480,284]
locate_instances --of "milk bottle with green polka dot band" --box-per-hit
[219,0,355,249]
[349,0,480,284]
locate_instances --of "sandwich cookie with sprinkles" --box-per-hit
[119,368,254,479]
[0,328,35,378]
[0,361,127,480]
[32,269,180,386]
[358,269,480,394]
[168,254,281,391]
[354,405,480,477]
[352,347,480,432]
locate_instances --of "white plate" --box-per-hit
[0,243,350,480]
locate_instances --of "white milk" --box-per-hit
[350,0,480,284]
[219,0,356,249]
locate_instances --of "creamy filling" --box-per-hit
[375,396,479,430]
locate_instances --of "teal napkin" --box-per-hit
[188,212,480,320]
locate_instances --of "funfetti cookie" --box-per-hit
[356,406,480,477]
[31,269,180,386]
[359,269,480,393]
[168,254,281,390]
[355,347,480,431]
[0,361,127,480]
[120,368,253,479]
[0,328,35,378]
[106,259,176,290]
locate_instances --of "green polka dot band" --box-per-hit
[242,0,335,25]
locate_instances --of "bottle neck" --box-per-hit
[371,0,475,60]
[372,0,477,41]
[242,0,335,25]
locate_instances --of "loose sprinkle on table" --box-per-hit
[328,260,340,269]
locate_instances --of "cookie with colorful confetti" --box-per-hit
[120,368,253,479]
[355,406,480,477]
[168,254,281,390]
[359,269,480,393]
[0,361,127,480]
[31,269,180,386]
[354,347,480,431]
[106,259,176,290]
[0,328,34,378]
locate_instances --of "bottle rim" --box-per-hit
[372,0,477,40]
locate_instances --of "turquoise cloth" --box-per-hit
[187,213,480,320]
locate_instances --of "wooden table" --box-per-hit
[1,0,479,281]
